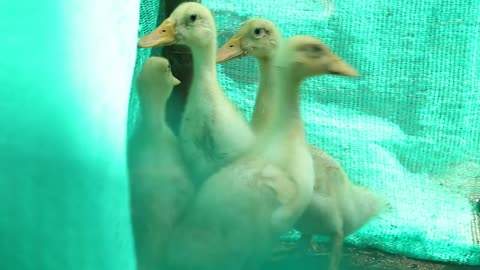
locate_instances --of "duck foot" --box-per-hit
[270,239,303,261]
[309,237,321,254]
[328,231,344,270]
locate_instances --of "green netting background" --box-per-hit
[1,1,138,269]
[132,0,480,266]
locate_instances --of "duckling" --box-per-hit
[138,2,254,186]
[127,57,195,270]
[160,35,358,270]
[217,20,388,270]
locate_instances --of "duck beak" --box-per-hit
[327,55,359,77]
[171,75,181,86]
[138,20,177,48]
[216,36,246,63]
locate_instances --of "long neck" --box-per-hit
[190,41,218,90]
[261,68,305,148]
[138,93,168,131]
[251,57,275,133]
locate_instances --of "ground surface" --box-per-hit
[262,241,479,270]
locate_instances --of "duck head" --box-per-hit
[217,18,281,63]
[137,57,180,97]
[275,35,359,80]
[138,2,216,48]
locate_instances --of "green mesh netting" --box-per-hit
[133,0,480,266]
[2,1,138,269]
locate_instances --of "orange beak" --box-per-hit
[138,20,176,48]
[171,74,181,86]
[327,55,359,77]
[216,36,246,63]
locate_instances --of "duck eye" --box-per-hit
[309,45,322,53]
[190,14,197,22]
[167,64,171,71]
[253,28,263,36]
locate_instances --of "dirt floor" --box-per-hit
[262,240,479,270]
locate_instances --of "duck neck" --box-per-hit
[251,57,275,134]
[138,93,168,131]
[263,68,305,146]
[190,42,219,92]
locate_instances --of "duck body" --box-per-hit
[129,127,194,270]
[128,125,194,254]
[296,145,387,237]
[179,54,254,185]
[165,154,310,270]
[295,145,389,270]
[164,125,315,270]
[127,57,194,270]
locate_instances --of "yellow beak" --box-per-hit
[327,55,359,77]
[138,20,177,48]
[216,36,246,63]
[171,75,181,86]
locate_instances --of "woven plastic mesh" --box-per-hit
[132,0,480,266]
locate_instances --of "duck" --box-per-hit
[217,19,389,270]
[127,57,195,270]
[137,2,254,186]
[159,34,359,270]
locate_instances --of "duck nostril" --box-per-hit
[162,29,166,32]
[229,45,234,47]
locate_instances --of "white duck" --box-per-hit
[159,35,359,270]
[217,19,389,270]
[138,2,254,186]
[127,57,195,270]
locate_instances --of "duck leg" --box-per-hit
[271,234,305,260]
[328,231,344,270]
[298,233,320,254]
[308,234,321,254]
